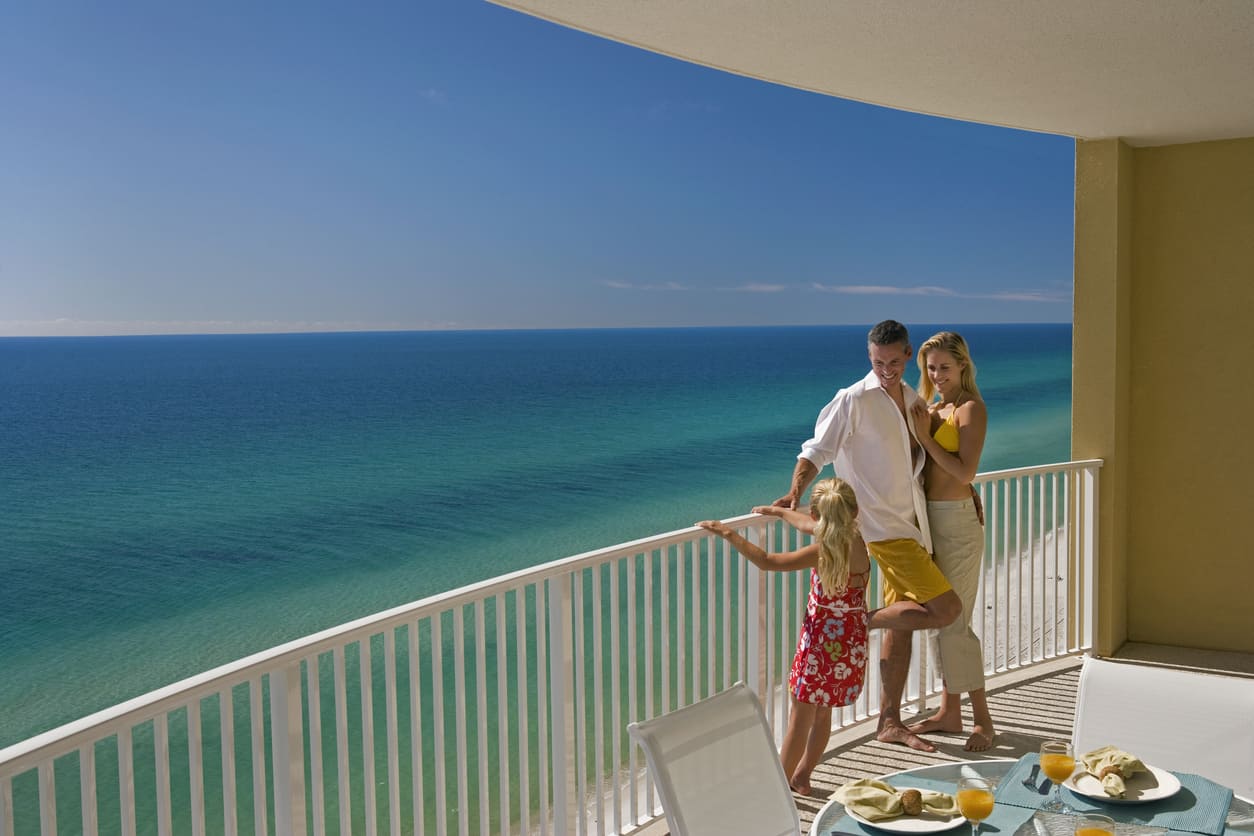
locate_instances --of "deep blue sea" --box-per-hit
[0,324,1070,748]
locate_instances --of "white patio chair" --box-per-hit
[627,681,801,836]
[1072,655,1254,798]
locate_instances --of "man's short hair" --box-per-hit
[867,319,910,348]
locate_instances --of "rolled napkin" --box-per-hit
[1080,745,1146,798]
[835,778,959,821]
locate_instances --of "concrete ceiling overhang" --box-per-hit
[490,0,1254,147]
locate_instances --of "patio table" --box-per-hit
[810,758,1254,836]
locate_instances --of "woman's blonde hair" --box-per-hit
[809,478,860,595]
[916,331,980,404]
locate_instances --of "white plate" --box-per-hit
[845,790,966,833]
[1064,763,1182,804]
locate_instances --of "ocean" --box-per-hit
[0,324,1070,749]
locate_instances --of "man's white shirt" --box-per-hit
[798,370,933,552]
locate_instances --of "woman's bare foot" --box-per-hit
[906,713,963,735]
[790,775,813,796]
[964,724,995,752]
[877,721,936,752]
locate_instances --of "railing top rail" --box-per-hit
[973,458,1102,482]
[1,458,1101,774]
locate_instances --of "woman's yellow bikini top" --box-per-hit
[932,406,960,452]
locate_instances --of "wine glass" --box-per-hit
[956,776,996,836]
[1039,739,1076,813]
[1074,814,1116,836]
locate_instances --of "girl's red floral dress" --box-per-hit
[788,569,868,706]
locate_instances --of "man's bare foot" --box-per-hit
[964,724,995,752]
[906,714,963,735]
[877,722,936,752]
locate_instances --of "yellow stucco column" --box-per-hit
[1072,138,1133,656]
[1123,139,1254,651]
[1076,136,1254,656]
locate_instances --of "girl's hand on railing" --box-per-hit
[752,504,817,534]
[696,519,733,537]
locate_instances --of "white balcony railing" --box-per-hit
[0,459,1100,836]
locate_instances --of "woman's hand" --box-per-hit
[910,400,933,440]
[751,505,783,517]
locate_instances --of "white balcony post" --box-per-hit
[2,774,13,836]
[548,573,576,836]
[118,726,136,836]
[38,763,55,836]
[1081,464,1100,652]
[908,629,928,712]
[745,525,768,699]
[269,663,307,836]
[79,742,99,836]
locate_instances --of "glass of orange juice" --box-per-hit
[1074,814,1116,836]
[1039,740,1076,813]
[957,776,996,836]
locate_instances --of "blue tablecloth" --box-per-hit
[994,755,1233,836]
[818,759,1235,836]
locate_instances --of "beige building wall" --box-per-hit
[1074,137,1254,654]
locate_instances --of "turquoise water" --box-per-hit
[0,324,1070,749]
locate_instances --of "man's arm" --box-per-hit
[776,386,851,508]
[773,457,819,510]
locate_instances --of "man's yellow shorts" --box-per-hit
[867,538,952,605]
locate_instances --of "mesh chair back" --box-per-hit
[1072,656,1254,798]
[627,682,801,836]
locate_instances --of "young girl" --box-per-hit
[696,477,870,796]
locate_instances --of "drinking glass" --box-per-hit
[1074,814,1116,836]
[1039,739,1076,813]
[956,776,996,836]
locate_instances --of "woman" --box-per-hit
[907,331,996,751]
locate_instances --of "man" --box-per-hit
[775,319,961,752]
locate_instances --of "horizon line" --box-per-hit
[0,321,1074,340]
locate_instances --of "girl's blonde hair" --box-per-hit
[916,331,981,404]
[809,478,860,595]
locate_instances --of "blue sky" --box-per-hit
[0,1,1075,336]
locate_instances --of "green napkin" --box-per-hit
[835,778,959,821]
[1080,745,1146,798]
